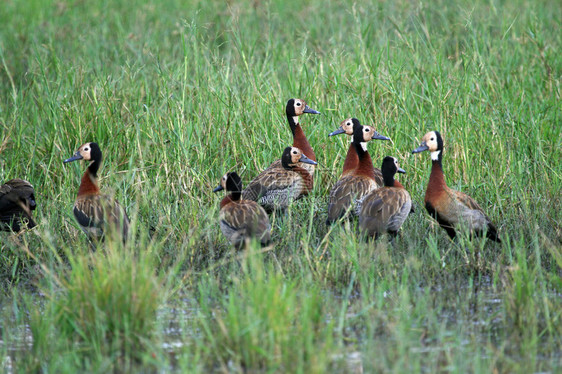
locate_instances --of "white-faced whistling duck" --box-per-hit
[64,142,130,244]
[412,131,501,242]
[213,172,271,248]
[328,118,358,177]
[242,99,320,203]
[243,146,318,213]
[326,118,390,224]
[359,156,411,239]
[0,179,36,232]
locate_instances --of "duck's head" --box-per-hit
[352,119,391,144]
[412,131,443,160]
[328,118,355,137]
[213,172,243,193]
[64,142,102,164]
[286,99,320,117]
[281,146,318,169]
[381,156,406,175]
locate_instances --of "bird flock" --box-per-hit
[1,97,501,249]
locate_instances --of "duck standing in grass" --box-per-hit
[242,98,320,201]
[359,157,411,239]
[0,179,37,232]
[326,118,390,224]
[328,118,359,177]
[412,131,501,242]
[64,142,130,244]
[243,147,317,212]
[213,172,271,248]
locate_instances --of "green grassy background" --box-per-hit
[0,0,560,372]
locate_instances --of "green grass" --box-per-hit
[1,0,561,372]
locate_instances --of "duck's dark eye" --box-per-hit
[430,138,434,141]
[85,147,89,151]
[296,102,301,106]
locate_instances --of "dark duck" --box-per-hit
[213,172,271,248]
[359,156,411,239]
[0,179,37,232]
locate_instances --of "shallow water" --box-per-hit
[1,278,560,372]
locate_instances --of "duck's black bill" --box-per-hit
[328,127,346,136]
[372,132,391,141]
[412,144,429,154]
[299,154,318,165]
[64,153,83,163]
[303,105,320,115]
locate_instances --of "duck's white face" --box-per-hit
[420,131,439,152]
[289,147,304,164]
[220,173,229,190]
[76,143,94,161]
[340,118,354,135]
[361,126,377,142]
[292,99,308,116]
[418,131,441,160]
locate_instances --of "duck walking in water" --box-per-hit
[326,118,390,224]
[242,98,319,200]
[214,172,271,248]
[243,147,317,212]
[412,131,500,242]
[359,156,411,239]
[64,142,130,244]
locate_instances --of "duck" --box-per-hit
[242,99,319,201]
[359,156,411,239]
[64,142,130,244]
[412,131,501,242]
[243,146,317,212]
[0,179,37,232]
[213,172,271,248]
[326,118,390,224]
[328,118,358,177]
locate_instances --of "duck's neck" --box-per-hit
[392,180,405,189]
[220,192,241,208]
[427,156,446,196]
[342,142,358,175]
[78,169,100,196]
[383,172,396,187]
[287,114,315,162]
[353,142,376,179]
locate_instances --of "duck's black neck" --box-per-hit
[229,191,241,201]
[383,173,395,187]
[286,113,299,135]
[88,159,101,178]
[353,140,368,160]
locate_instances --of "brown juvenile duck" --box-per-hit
[64,142,130,243]
[0,179,36,232]
[243,146,317,212]
[213,172,271,248]
[359,156,411,239]
[326,119,390,224]
[412,131,501,242]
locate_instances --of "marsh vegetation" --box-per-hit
[0,0,560,372]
